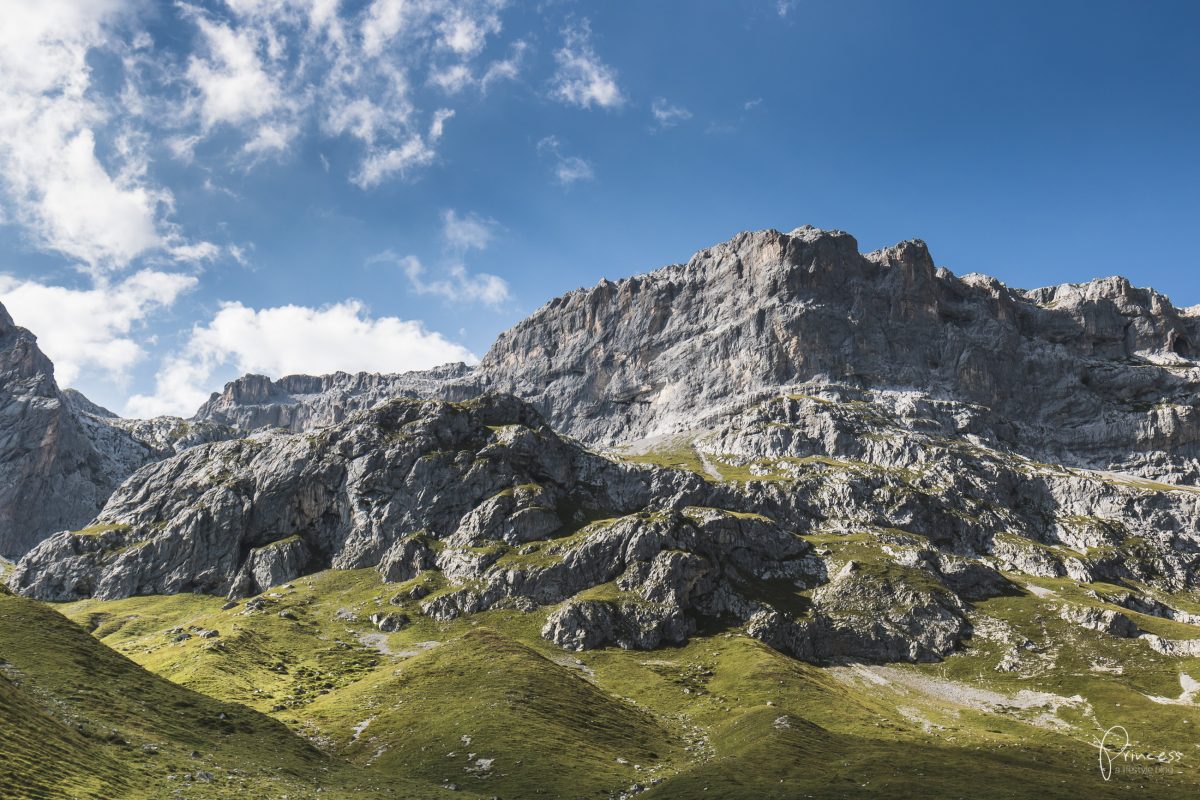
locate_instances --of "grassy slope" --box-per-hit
[57,557,1200,799]
[0,667,129,800]
[0,587,474,800]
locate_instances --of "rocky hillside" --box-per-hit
[0,301,233,557]
[12,388,1200,665]
[186,226,1200,484]
[0,304,152,557]
[7,226,1200,667]
[9,224,1200,563]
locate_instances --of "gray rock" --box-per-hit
[472,226,1200,486]
[746,559,971,663]
[0,303,146,557]
[541,599,693,651]
[369,612,409,632]
[7,395,674,601]
[229,536,310,598]
[391,585,430,604]
[378,535,438,583]
[1056,604,1140,638]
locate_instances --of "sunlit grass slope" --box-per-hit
[57,559,1200,799]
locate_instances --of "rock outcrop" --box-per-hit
[176,226,1200,485]
[0,303,161,557]
[8,396,692,601]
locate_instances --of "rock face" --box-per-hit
[474,226,1200,481]
[8,396,691,601]
[8,224,1200,668]
[0,303,162,557]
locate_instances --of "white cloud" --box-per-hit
[125,300,476,417]
[368,208,509,307]
[437,6,502,56]
[0,269,197,387]
[354,137,436,187]
[550,20,624,109]
[481,40,526,90]
[537,136,594,185]
[244,121,300,156]
[650,98,692,130]
[430,63,475,94]
[185,14,286,130]
[0,0,205,271]
[351,107,453,188]
[430,37,526,95]
[169,241,221,263]
[33,129,170,268]
[1,0,521,275]
[360,0,413,58]
[441,209,495,253]
[400,257,510,307]
[370,246,510,308]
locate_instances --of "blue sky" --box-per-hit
[0,0,1197,416]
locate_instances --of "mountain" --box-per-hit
[193,226,1200,482]
[0,302,234,558]
[9,227,1200,664]
[475,226,1200,479]
[192,363,475,433]
[0,304,153,558]
[6,225,1200,798]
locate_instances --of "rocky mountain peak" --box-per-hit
[474,225,1200,482]
[0,300,58,392]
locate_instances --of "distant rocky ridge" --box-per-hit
[192,363,475,433]
[5,224,1200,665]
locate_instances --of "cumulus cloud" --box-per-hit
[0,0,212,271]
[185,13,287,131]
[0,0,525,281]
[650,98,692,130]
[550,20,624,109]
[0,269,197,387]
[537,136,594,185]
[125,300,476,417]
